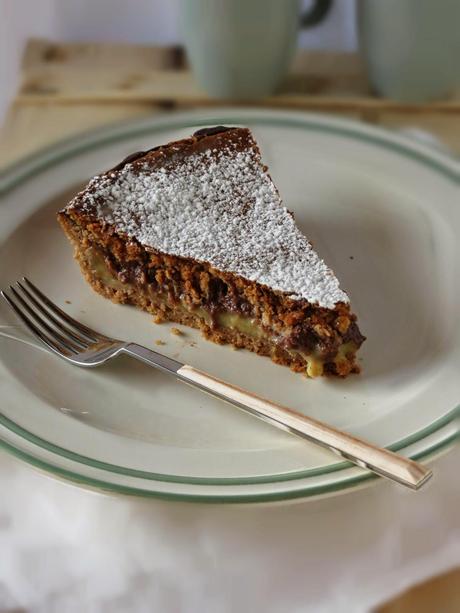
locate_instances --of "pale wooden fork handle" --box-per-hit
[177,365,432,490]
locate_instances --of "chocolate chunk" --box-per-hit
[193,126,235,138]
[208,277,228,302]
[109,151,147,171]
[343,321,366,346]
[109,145,165,171]
[284,327,317,353]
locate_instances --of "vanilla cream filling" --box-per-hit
[216,312,265,339]
[86,248,127,290]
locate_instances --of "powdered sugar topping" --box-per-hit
[70,143,348,308]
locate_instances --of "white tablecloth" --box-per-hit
[1,446,458,613]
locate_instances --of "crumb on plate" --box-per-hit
[170,327,183,336]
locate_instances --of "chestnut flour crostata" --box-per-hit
[58,126,365,377]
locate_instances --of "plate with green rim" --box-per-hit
[0,108,459,503]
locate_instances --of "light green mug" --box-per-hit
[181,0,332,99]
[358,0,460,102]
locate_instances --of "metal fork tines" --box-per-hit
[1,278,182,372]
[1,278,114,362]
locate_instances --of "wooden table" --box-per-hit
[1,38,459,168]
[0,39,458,611]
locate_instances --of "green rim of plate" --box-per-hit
[0,407,459,485]
[2,428,458,503]
[1,110,459,501]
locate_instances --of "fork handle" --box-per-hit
[123,344,432,490]
[176,365,432,490]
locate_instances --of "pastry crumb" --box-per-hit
[170,327,183,336]
[153,315,164,324]
[65,300,71,304]
[155,340,166,346]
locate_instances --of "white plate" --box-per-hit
[0,109,458,503]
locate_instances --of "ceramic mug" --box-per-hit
[358,0,460,102]
[181,0,333,99]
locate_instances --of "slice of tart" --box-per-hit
[58,126,365,377]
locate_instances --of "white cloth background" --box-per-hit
[0,448,459,612]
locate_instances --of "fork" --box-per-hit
[1,278,432,490]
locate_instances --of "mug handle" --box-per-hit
[301,0,333,27]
